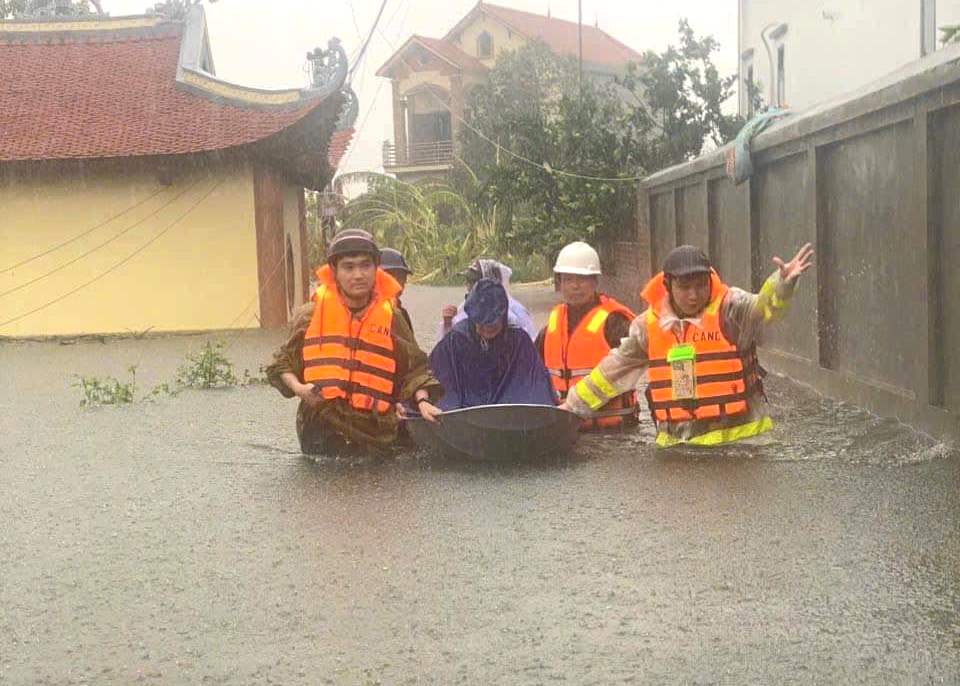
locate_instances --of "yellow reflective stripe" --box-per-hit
[316,284,327,301]
[758,276,789,322]
[646,308,657,325]
[588,367,617,399]
[586,309,609,334]
[574,380,605,411]
[654,416,774,447]
[547,308,559,334]
[382,300,393,314]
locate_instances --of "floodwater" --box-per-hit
[2,285,958,685]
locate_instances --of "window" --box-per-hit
[477,31,493,58]
[776,45,786,107]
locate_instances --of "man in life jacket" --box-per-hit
[379,247,415,337]
[560,243,814,447]
[536,241,638,430]
[266,229,442,455]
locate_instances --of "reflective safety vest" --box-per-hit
[543,295,637,429]
[302,265,401,415]
[641,271,767,441]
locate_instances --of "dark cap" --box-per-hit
[662,245,711,277]
[464,278,508,326]
[379,248,412,274]
[328,229,379,263]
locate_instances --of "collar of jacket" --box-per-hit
[315,264,402,309]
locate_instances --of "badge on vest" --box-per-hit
[667,343,696,400]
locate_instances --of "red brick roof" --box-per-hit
[0,22,339,163]
[376,34,489,78]
[453,2,643,69]
[327,128,355,170]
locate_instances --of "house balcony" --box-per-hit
[382,139,454,172]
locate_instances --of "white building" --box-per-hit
[738,0,960,116]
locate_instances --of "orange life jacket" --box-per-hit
[302,265,401,415]
[543,295,637,429]
[642,270,763,424]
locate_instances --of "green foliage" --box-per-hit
[941,25,960,45]
[74,342,265,408]
[458,22,742,261]
[618,20,744,170]
[304,190,326,267]
[340,172,548,283]
[175,341,238,389]
[146,0,210,19]
[459,42,635,258]
[73,366,137,407]
[1,0,94,18]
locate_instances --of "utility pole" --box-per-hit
[577,0,583,100]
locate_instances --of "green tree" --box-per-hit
[618,19,744,171]
[458,20,741,260]
[459,41,638,257]
[146,0,216,19]
[1,0,98,18]
[339,173,528,283]
[941,25,960,44]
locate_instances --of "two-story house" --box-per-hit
[376,1,642,183]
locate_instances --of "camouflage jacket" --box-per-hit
[266,302,441,451]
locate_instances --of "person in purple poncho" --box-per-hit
[429,278,555,411]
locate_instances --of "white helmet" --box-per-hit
[553,241,602,276]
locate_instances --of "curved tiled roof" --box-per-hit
[0,14,346,164]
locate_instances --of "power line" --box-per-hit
[347,0,389,82]
[0,179,202,299]
[0,179,223,332]
[0,185,168,275]
[337,0,409,173]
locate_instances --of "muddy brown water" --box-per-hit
[2,285,958,684]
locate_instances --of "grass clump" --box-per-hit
[174,341,238,389]
[72,365,137,407]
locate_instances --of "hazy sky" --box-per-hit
[99,0,739,175]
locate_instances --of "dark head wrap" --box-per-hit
[464,278,508,326]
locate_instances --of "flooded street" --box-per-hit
[2,284,959,685]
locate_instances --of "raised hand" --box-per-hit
[773,243,814,284]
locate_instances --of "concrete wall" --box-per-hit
[0,158,261,338]
[634,44,960,440]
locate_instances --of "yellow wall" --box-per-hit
[399,70,451,102]
[0,160,261,337]
[453,13,527,66]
